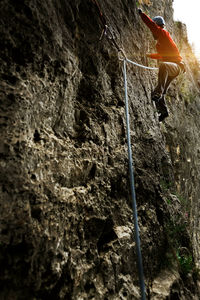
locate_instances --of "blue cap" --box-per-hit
[152,16,165,26]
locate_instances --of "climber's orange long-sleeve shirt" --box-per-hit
[140,12,182,63]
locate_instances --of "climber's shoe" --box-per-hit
[151,91,162,102]
[159,110,169,122]
[158,103,169,122]
[155,95,169,122]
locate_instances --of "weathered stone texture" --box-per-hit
[0,0,200,299]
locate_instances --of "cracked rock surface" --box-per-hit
[0,0,200,299]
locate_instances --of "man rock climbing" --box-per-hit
[138,9,185,122]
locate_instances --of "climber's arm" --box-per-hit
[138,10,160,37]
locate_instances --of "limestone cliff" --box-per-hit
[0,0,200,299]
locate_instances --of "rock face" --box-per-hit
[0,0,200,299]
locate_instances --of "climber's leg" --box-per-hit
[152,62,181,101]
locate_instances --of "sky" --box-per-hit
[173,0,200,58]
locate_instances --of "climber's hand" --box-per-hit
[138,8,142,15]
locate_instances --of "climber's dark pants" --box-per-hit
[153,62,182,96]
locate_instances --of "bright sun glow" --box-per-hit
[173,0,200,58]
